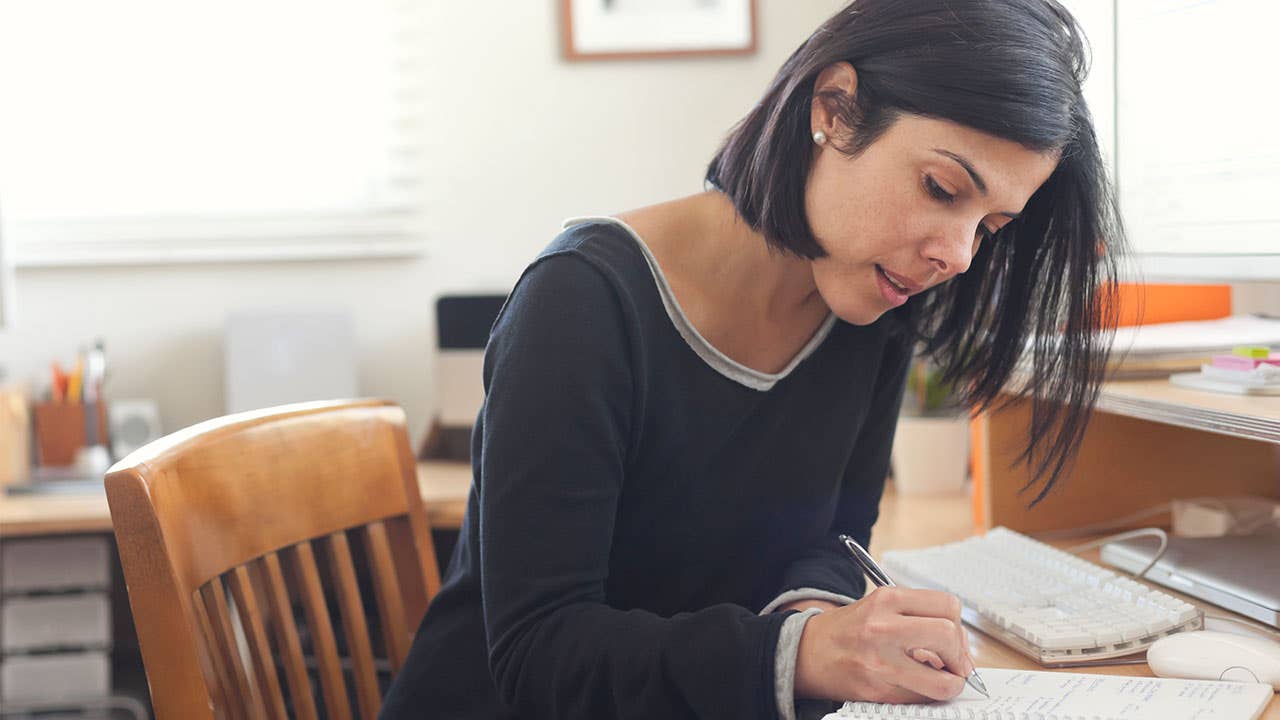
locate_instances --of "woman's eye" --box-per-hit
[923,175,956,204]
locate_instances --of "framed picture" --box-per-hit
[561,0,757,61]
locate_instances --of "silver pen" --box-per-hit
[837,534,990,698]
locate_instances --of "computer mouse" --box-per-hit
[1147,630,1280,689]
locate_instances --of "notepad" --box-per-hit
[824,668,1273,720]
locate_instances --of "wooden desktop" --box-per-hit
[5,415,1274,712]
[0,460,472,538]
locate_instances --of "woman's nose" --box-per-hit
[923,227,976,277]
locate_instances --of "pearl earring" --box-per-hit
[813,131,827,145]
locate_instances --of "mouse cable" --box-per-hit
[1062,527,1169,581]
[1202,613,1280,642]
[1029,502,1173,541]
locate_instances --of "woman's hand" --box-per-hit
[792,586,972,704]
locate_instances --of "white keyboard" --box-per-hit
[881,527,1203,665]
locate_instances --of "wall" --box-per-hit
[0,0,846,445]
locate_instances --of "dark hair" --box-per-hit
[707,0,1124,504]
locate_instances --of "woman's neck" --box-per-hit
[617,191,831,374]
[636,190,824,323]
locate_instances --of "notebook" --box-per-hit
[823,668,1273,720]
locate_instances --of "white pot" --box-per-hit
[891,415,970,495]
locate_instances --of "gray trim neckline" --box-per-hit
[563,216,836,392]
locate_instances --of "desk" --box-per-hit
[976,379,1280,534]
[0,460,473,538]
[0,461,473,714]
[3,461,1274,716]
[872,482,1280,719]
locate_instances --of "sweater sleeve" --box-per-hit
[479,252,789,720]
[771,331,913,601]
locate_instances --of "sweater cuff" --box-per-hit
[759,588,858,615]
[772,608,823,720]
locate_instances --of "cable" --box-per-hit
[1064,527,1169,580]
[1202,613,1280,642]
[1031,502,1172,541]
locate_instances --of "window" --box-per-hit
[0,0,423,266]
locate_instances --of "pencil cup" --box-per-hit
[34,402,86,466]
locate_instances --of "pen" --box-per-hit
[838,534,989,699]
[50,363,68,403]
[67,357,83,404]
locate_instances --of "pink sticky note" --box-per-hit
[1212,354,1259,370]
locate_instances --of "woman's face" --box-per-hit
[806,111,1059,326]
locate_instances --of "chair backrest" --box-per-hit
[105,399,441,720]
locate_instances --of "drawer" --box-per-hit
[0,651,110,702]
[1,593,111,652]
[1,537,110,594]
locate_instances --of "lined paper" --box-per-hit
[828,667,1272,720]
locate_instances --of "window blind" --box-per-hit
[0,0,424,265]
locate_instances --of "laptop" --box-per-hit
[1100,530,1280,629]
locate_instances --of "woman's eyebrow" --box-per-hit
[932,148,987,194]
[932,148,1021,219]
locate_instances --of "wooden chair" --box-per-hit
[105,400,441,720]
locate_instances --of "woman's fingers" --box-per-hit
[898,615,970,678]
[796,588,976,704]
[909,647,944,670]
[887,652,968,701]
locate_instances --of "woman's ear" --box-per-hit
[811,61,859,143]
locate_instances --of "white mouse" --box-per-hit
[1147,630,1280,689]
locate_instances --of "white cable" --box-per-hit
[1065,527,1169,580]
[1031,503,1172,541]
[1202,613,1280,641]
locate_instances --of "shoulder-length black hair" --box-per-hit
[707,0,1124,504]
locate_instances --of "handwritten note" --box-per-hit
[828,667,1272,720]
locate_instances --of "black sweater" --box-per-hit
[380,219,912,719]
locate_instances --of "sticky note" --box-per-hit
[1213,354,1259,370]
[1232,346,1271,359]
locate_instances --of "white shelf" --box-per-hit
[1097,379,1280,444]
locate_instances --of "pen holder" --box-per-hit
[34,402,84,466]
[33,401,108,467]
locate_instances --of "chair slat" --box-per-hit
[288,541,353,720]
[324,531,382,719]
[385,518,432,623]
[228,566,290,720]
[362,521,411,671]
[201,578,262,720]
[193,592,238,720]
[256,553,320,720]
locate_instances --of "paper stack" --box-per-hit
[1170,345,1280,395]
[1106,315,1280,380]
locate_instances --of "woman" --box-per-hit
[382,0,1121,717]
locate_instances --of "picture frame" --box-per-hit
[561,0,757,61]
